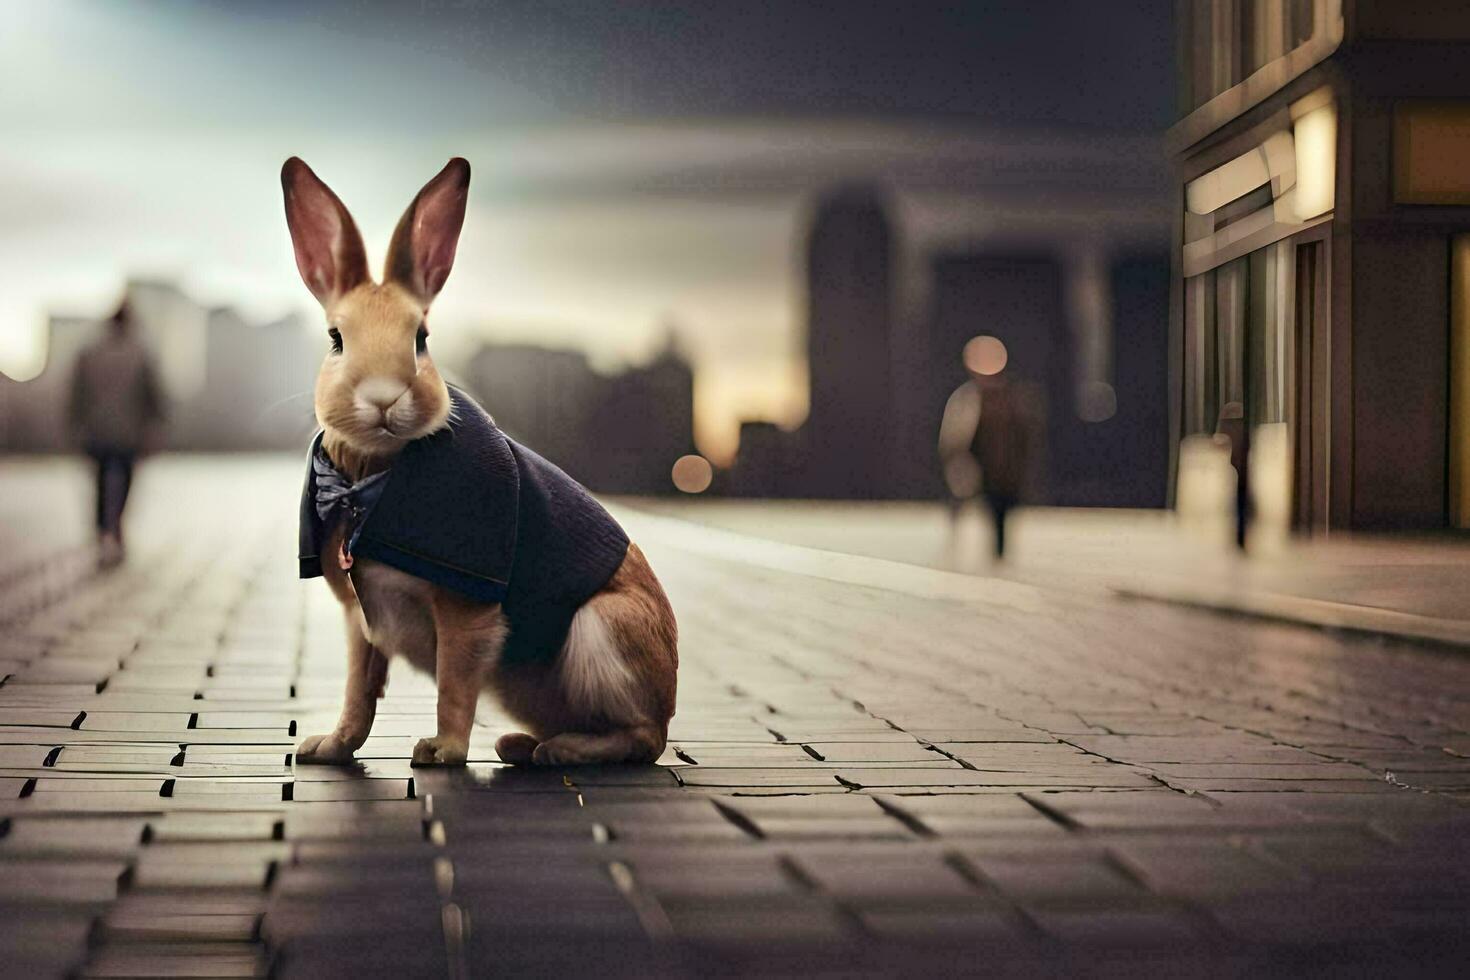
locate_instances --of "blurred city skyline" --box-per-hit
[1,0,1174,462]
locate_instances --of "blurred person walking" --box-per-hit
[938,337,1037,560]
[1215,400,1250,551]
[68,300,165,566]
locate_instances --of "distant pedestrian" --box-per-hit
[68,300,165,566]
[938,336,1037,560]
[1215,400,1250,550]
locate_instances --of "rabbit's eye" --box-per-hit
[327,328,343,354]
[416,324,428,355]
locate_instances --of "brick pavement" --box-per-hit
[642,499,1470,648]
[2,457,1469,977]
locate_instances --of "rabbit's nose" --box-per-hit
[357,377,409,410]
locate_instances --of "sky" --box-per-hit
[0,0,1174,461]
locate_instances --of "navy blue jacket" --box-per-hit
[300,387,630,664]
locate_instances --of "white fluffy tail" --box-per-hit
[558,603,645,725]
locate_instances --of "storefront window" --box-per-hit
[1183,241,1295,436]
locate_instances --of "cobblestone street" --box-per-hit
[3,457,1469,977]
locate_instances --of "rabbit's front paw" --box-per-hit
[411,735,468,767]
[295,732,355,764]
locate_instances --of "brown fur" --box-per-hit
[489,544,677,764]
[316,283,452,464]
[284,156,678,767]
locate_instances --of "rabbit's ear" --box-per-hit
[281,157,369,307]
[385,157,470,306]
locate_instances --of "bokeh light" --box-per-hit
[671,454,714,493]
[962,335,1008,376]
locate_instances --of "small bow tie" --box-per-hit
[313,449,390,565]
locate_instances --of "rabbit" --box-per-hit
[282,156,677,767]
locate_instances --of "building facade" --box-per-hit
[727,176,1172,505]
[800,186,897,498]
[924,249,1172,508]
[1172,0,1470,530]
[0,280,317,453]
[462,332,696,495]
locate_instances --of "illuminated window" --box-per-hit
[1394,102,1470,206]
[1293,103,1336,219]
